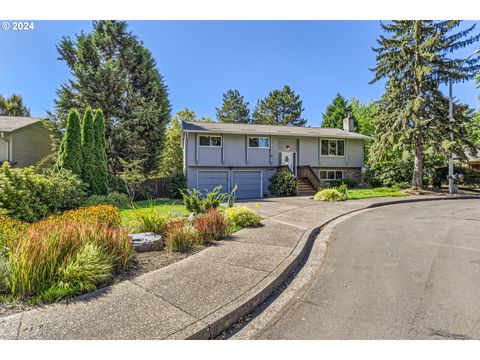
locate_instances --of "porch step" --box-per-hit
[296,176,317,196]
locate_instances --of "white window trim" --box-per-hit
[320,139,346,157]
[198,134,223,148]
[248,136,270,149]
[318,169,344,181]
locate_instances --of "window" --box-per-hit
[199,135,222,147]
[248,137,270,148]
[321,139,345,156]
[319,170,344,180]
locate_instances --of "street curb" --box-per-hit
[170,195,478,339]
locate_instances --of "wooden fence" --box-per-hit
[138,177,171,199]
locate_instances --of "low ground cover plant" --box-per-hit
[47,205,122,227]
[314,188,347,202]
[224,206,262,228]
[268,172,297,197]
[329,178,358,188]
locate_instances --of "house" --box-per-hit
[0,116,53,167]
[182,117,370,199]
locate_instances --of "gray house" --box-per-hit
[182,117,370,199]
[0,116,53,167]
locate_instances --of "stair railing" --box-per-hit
[297,165,320,190]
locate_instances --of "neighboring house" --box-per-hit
[467,151,480,172]
[0,116,53,167]
[182,117,370,199]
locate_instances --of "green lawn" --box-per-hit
[346,187,408,200]
[120,199,189,227]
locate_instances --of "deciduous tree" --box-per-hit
[0,94,30,117]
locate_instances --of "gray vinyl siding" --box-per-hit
[0,136,9,162]
[11,123,53,167]
[187,133,364,168]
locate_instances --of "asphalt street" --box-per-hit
[256,199,480,339]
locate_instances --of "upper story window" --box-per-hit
[248,137,270,149]
[321,139,345,156]
[199,135,222,147]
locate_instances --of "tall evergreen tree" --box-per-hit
[93,109,109,195]
[52,20,171,175]
[252,85,306,126]
[216,89,251,123]
[321,93,354,129]
[158,109,196,176]
[56,109,83,178]
[81,107,96,194]
[370,21,480,189]
[0,94,30,117]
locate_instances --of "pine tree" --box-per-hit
[0,94,30,116]
[158,109,196,176]
[370,21,480,189]
[93,109,109,195]
[321,93,353,129]
[56,109,83,178]
[216,89,251,123]
[252,85,306,126]
[81,107,96,194]
[53,21,171,175]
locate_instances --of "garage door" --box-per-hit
[197,171,229,194]
[232,171,262,199]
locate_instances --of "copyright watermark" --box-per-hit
[1,21,35,31]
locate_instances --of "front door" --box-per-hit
[280,151,296,175]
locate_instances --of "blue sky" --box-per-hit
[1,20,479,126]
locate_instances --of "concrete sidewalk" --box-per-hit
[0,195,475,339]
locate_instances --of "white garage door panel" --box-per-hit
[233,171,262,199]
[197,171,229,194]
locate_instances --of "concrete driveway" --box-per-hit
[255,199,480,339]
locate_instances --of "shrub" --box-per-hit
[170,171,187,199]
[0,215,28,254]
[83,192,131,208]
[181,186,227,214]
[193,209,228,244]
[329,178,358,188]
[133,210,169,237]
[0,163,86,222]
[48,205,122,227]
[314,188,347,202]
[165,219,196,252]
[9,219,132,297]
[224,206,262,228]
[268,172,297,197]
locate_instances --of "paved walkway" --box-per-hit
[0,195,473,339]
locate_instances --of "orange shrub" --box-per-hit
[193,209,227,244]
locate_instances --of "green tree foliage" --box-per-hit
[321,93,353,129]
[81,108,96,195]
[158,109,203,176]
[0,94,30,117]
[56,109,83,178]
[252,86,306,126]
[93,110,109,195]
[370,20,480,189]
[216,89,251,123]
[52,20,171,175]
[350,98,378,161]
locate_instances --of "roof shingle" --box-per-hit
[0,116,45,132]
[182,121,371,140]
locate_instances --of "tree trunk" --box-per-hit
[412,134,423,189]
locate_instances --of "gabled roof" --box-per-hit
[0,116,45,132]
[182,121,371,140]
